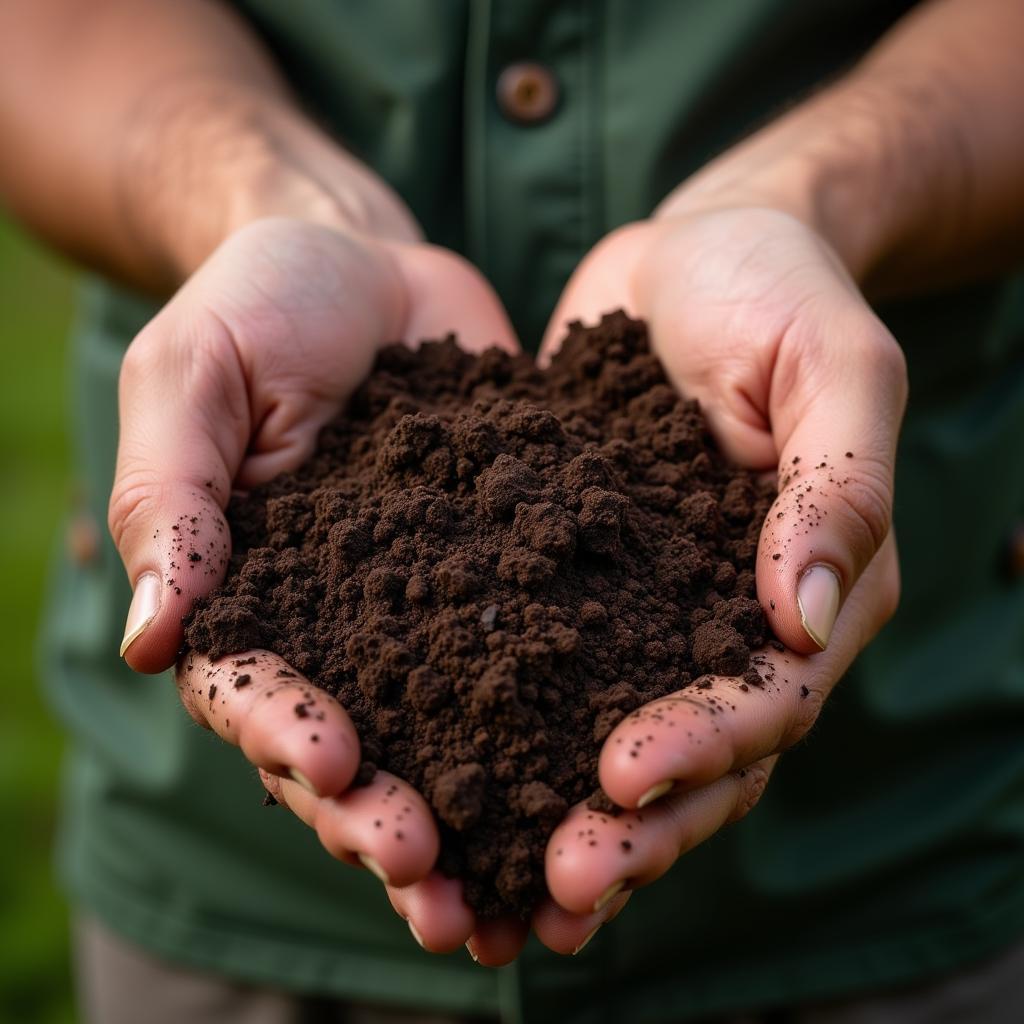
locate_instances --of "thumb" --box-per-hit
[758,304,908,654]
[110,313,248,674]
[110,220,408,674]
[386,242,521,355]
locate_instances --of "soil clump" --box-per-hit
[184,312,775,918]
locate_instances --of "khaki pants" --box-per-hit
[75,915,1024,1024]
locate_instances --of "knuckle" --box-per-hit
[121,310,246,414]
[844,321,909,411]
[118,328,157,384]
[865,325,908,391]
[728,759,774,823]
[781,685,826,748]
[118,321,181,398]
[178,313,247,403]
[178,695,209,730]
[107,474,162,551]
[832,466,893,557]
[174,668,211,729]
[603,220,660,276]
[604,219,650,251]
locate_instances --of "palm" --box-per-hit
[138,218,518,490]
[545,211,844,463]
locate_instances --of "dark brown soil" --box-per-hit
[184,312,775,918]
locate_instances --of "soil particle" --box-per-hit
[433,763,487,830]
[184,312,775,918]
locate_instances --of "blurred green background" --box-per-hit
[0,216,76,1023]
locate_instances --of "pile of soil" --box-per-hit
[184,312,775,918]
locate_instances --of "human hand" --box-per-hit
[527,206,906,950]
[111,215,530,959]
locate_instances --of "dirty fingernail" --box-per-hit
[465,940,480,963]
[573,925,601,955]
[408,920,426,949]
[119,572,161,657]
[289,767,319,797]
[637,780,673,808]
[797,564,842,650]
[358,853,390,885]
[593,879,625,913]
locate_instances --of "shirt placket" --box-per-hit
[463,0,603,354]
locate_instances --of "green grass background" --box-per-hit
[0,216,76,1023]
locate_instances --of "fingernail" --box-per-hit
[573,925,601,956]
[289,767,319,797]
[358,853,390,885]
[119,572,161,657]
[797,565,842,650]
[465,940,480,963]
[408,920,426,949]
[637,780,673,808]
[593,879,625,913]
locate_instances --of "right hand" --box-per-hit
[110,215,529,962]
[528,206,906,953]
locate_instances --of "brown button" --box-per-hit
[496,62,559,124]
[1007,522,1024,579]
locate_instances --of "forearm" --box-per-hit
[658,0,1024,294]
[0,0,419,293]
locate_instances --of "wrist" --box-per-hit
[653,78,925,287]
[120,79,421,287]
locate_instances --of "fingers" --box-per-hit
[540,212,906,656]
[538,222,649,362]
[384,873,529,963]
[532,890,632,957]
[599,534,898,809]
[612,547,888,809]
[384,874,477,954]
[271,768,439,889]
[546,761,776,916]
[177,649,360,798]
[214,653,442,913]
[381,869,529,965]
[384,873,529,964]
[759,302,907,654]
[465,916,531,967]
[387,242,521,356]
[111,319,241,674]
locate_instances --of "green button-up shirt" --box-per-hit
[44,3,1024,1021]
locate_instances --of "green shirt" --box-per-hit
[44,2,1024,1021]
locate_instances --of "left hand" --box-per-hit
[111,216,532,964]
[526,206,908,952]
